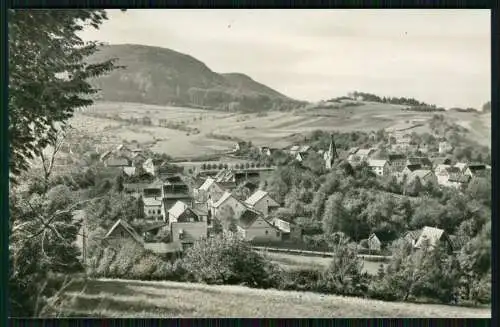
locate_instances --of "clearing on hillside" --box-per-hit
[57,279,490,318]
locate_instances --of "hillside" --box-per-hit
[87,44,302,112]
[57,279,490,318]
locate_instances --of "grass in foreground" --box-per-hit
[57,278,490,318]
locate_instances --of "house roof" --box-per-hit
[448,235,469,252]
[236,208,262,229]
[140,221,168,233]
[290,145,300,152]
[368,233,381,243]
[270,217,295,233]
[409,169,434,180]
[105,219,143,244]
[348,147,359,155]
[100,150,112,161]
[213,191,235,208]
[143,197,162,206]
[444,166,461,174]
[168,201,190,219]
[215,169,235,183]
[414,226,446,248]
[198,177,216,191]
[404,229,423,242]
[467,164,487,172]
[245,190,269,206]
[448,173,470,183]
[388,153,406,161]
[123,166,136,177]
[106,158,129,166]
[405,164,422,172]
[299,145,311,153]
[368,159,388,168]
[143,158,154,166]
[454,162,468,170]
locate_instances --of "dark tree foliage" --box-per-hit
[9,9,120,183]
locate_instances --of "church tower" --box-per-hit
[325,134,338,169]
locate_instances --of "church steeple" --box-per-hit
[325,134,338,169]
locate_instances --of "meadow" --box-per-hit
[56,278,490,318]
[69,101,491,159]
[261,251,386,275]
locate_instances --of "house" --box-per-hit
[447,173,471,189]
[356,148,376,161]
[347,147,359,156]
[192,202,210,223]
[142,158,156,176]
[407,169,437,185]
[234,208,281,242]
[142,197,164,221]
[104,219,144,246]
[269,217,302,241]
[387,154,407,172]
[367,233,382,252]
[448,234,470,253]
[168,201,201,224]
[139,221,169,240]
[414,226,453,252]
[214,169,237,189]
[123,166,137,177]
[406,157,432,170]
[143,179,164,198]
[402,164,422,176]
[171,220,208,251]
[163,192,193,213]
[131,152,147,166]
[196,177,225,202]
[289,145,311,157]
[124,182,150,195]
[105,157,130,168]
[116,144,132,158]
[439,141,453,154]
[234,141,248,152]
[259,147,277,157]
[403,229,422,246]
[295,152,308,162]
[436,166,462,186]
[211,191,246,221]
[464,164,488,178]
[454,162,468,172]
[367,159,390,177]
[244,190,280,216]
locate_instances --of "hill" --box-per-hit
[87,44,303,112]
[57,278,490,318]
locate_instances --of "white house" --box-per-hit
[142,158,156,176]
[142,197,164,221]
[211,191,246,221]
[196,177,225,202]
[235,209,282,242]
[368,233,382,252]
[167,201,201,224]
[367,159,390,176]
[244,190,280,216]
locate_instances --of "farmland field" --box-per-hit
[56,278,490,318]
[69,101,491,158]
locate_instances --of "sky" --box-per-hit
[79,9,491,109]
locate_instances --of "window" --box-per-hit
[276,231,280,237]
[157,209,161,214]
[121,231,125,238]
[265,230,268,235]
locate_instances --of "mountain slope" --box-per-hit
[87,44,302,111]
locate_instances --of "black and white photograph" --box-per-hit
[8,9,491,318]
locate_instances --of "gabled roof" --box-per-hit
[105,219,143,244]
[236,208,263,229]
[198,177,216,191]
[448,235,469,252]
[454,162,468,170]
[143,197,162,206]
[143,158,154,166]
[140,221,168,233]
[444,166,461,174]
[348,147,359,155]
[269,217,293,233]
[388,153,406,161]
[290,145,300,152]
[448,173,470,183]
[213,191,237,208]
[106,157,130,167]
[368,159,388,168]
[368,233,381,243]
[414,226,446,248]
[404,229,422,241]
[431,157,451,166]
[299,145,311,153]
[356,148,374,157]
[168,201,190,219]
[245,190,270,206]
[467,164,487,172]
[405,164,422,172]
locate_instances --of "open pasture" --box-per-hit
[69,101,491,158]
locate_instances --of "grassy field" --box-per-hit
[56,278,490,318]
[262,251,386,275]
[69,101,491,158]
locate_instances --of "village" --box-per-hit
[75,125,491,263]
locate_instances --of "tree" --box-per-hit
[38,127,71,192]
[9,9,120,184]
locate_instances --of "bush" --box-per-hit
[182,234,272,288]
